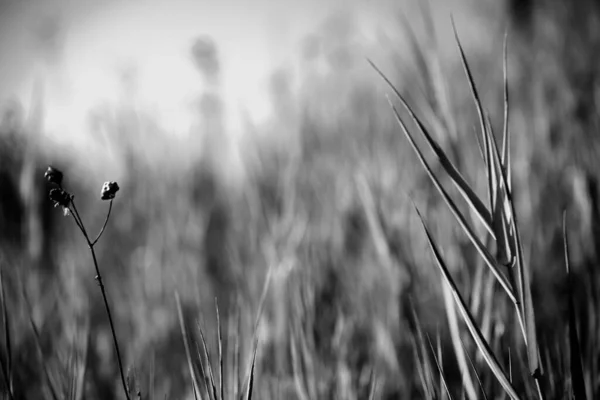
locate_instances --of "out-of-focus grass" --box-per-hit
[0,0,599,398]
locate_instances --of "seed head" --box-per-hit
[49,188,73,209]
[44,166,64,186]
[101,181,120,200]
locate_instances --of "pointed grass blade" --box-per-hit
[443,283,478,400]
[501,31,511,192]
[175,291,201,400]
[215,299,224,400]
[414,207,521,400]
[426,333,454,400]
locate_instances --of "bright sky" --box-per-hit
[0,0,498,181]
[0,0,360,137]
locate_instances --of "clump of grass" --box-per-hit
[370,16,593,400]
[174,265,273,400]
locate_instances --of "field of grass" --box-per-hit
[1,1,599,399]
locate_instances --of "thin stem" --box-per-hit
[68,206,86,238]
[87,243,130,400]
[70,200,90,242]
[91,200,113,246]
[68,198,130,400]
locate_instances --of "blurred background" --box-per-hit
[1,0,599,398]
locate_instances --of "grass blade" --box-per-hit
[232,301,241,398]
[245,345,258,400]
[0,263,12,400]
[442,283,477,400]
[563,211,588,400]
[414,206,521,400]
[197,322,218,400]
[426,333,454,400]
[459,337,489,400]
[501,31,511,192]
[175,291,201,400]
[215,299,224,400]
[515,227,542,379]
[451,20,487,175]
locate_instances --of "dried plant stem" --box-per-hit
[68,199,130,400]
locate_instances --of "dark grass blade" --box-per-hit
[414,206,521,400]
[387,100,516,302]
[508,347,513,383]
[484,112,511,267]
[514,209,540,377]
[197,322,218,400]
[563,211,588,400]
[235,307,242,399]
[0,264,12,400]
[215,299,224,400]
[195,339,213,400]
[451,20,494,214]
[231,301,241,399]
[501,31,511,192]
[451,20,488,173]
[240,265,273,400]
[459,337,489,400]
[175,292,201,400]
[245,345,258,400]
[426,333,454,400]
[369,59,495,238]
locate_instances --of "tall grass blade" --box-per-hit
[515,218,541,377]
[442,283,477,400]
[245,345,258,400]
[215,299,224,400]
[451,20,487,174]
[563,211,588,400]
[194,338,213,400]
[197,322,218,400]
[175,291,201,400]
[414,206,521,400]
[0,263,12,400]
[232,301,241,398]
[501,31,511,192]
[240,265,272,400]
[426,333,454,400]
[459,337,489,400]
